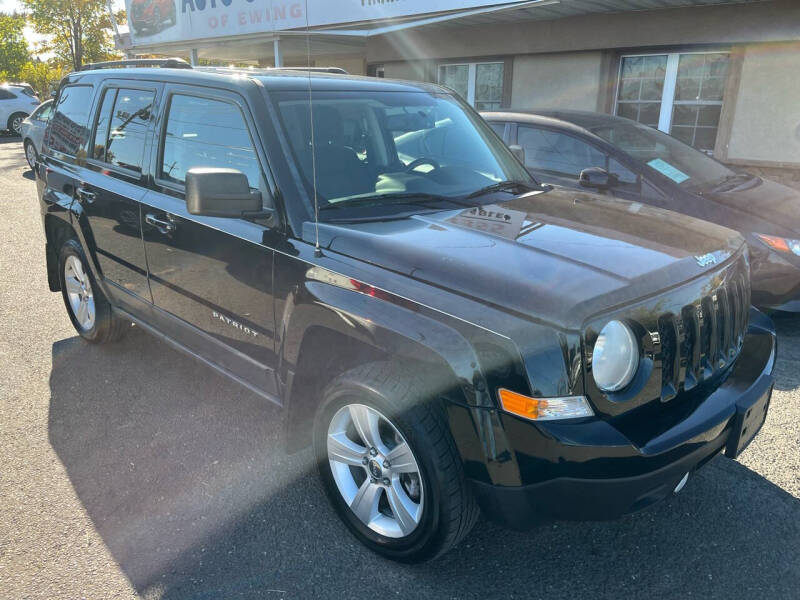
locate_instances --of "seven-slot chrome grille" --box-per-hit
[656,268,751,402]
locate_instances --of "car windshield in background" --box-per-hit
[272,90,533,220]
[591,121,740,191]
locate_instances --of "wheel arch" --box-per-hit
[43,213,78,292]
[280,280,515,478]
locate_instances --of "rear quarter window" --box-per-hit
[48,85,95,158]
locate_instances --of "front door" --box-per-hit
[140,86,279,398]
[515,124,644,199]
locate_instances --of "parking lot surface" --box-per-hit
[0,136,798,599]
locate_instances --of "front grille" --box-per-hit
[657,270,750,401]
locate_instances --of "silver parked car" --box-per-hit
[20,100,53,170]
[0,84,40,135]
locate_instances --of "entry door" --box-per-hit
[77,84,160,306]
[141,87,278,397]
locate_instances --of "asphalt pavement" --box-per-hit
[0,136,798,599]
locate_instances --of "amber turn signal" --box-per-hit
[497,388,594,422]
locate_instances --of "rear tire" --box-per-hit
[8,112,26,136]
[313,361,479,562]
[58,238,129,344]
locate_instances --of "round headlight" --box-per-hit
[592,320,639,392]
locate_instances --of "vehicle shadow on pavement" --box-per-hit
[0,133,22,145]
[48,328,799,600]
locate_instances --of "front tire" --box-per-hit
[313,362,478,562]
[24,139,37,170]
[58,238,129,343]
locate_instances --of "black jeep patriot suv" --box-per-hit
[36,60,776,562]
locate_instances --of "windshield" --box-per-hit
[272,90,534,220]
[591,121,738,190]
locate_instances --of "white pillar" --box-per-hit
[189,48,199,67]
[273,38,283,68]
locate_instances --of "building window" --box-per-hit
[616,52,729,153]
[438,62,503,110]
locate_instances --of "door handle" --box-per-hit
[76,188,96,204]
[145,213,176,234]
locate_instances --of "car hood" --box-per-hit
[700,177,800,236]
[308,187,745,328]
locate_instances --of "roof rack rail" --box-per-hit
[79,58,192,71]
[288,67,348,74]
[193,65,348,75]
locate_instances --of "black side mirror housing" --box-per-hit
[508,144,525,164]
[185,168,264,218]
[579,167,618,190]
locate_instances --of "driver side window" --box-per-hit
[518,125,639,189]
[517,125,606,178]
[160,94,262,189]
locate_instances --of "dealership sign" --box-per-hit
[125,0,518,46]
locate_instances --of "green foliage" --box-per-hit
[21,0,121,71]
[19,60,65,98]
[0,12,32,80]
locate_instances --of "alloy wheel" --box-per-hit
[25,143,36,170]
[64,255,95,331]
[11,116,23,135]
[327,403,424,538]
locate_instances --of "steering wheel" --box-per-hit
[405,157,440,173]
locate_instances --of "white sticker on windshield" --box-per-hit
[647,158,690,183]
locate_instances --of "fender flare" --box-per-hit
[279,278,518,473]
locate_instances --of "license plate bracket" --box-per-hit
[725,385,772,458]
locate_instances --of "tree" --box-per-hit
[21,0,121,71]
[0,12,31,81]
[19,60,65,98]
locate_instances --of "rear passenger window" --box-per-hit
[160,94,261,188]
[49,85,94,157]
[0,89,16,100]
[103,88,154,172]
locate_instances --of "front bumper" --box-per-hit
[472,309,776,529]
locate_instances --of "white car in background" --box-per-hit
[0,84,41,135]
[20,100,54,170]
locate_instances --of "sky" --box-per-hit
[1,0,127,58]
[1,0,126,12]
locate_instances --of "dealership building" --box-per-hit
[122,0,800,184]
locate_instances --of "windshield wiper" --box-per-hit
[710,172,756,192]
[320,192,469,211]
[465,180,538,199]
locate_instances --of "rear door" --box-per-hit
[140,85,279,398]
[75,82,161,310]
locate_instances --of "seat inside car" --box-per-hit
[310,105,375,200]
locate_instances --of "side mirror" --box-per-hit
[185,168,263,218]
[508,144,525,164]
[579,167,618,190]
